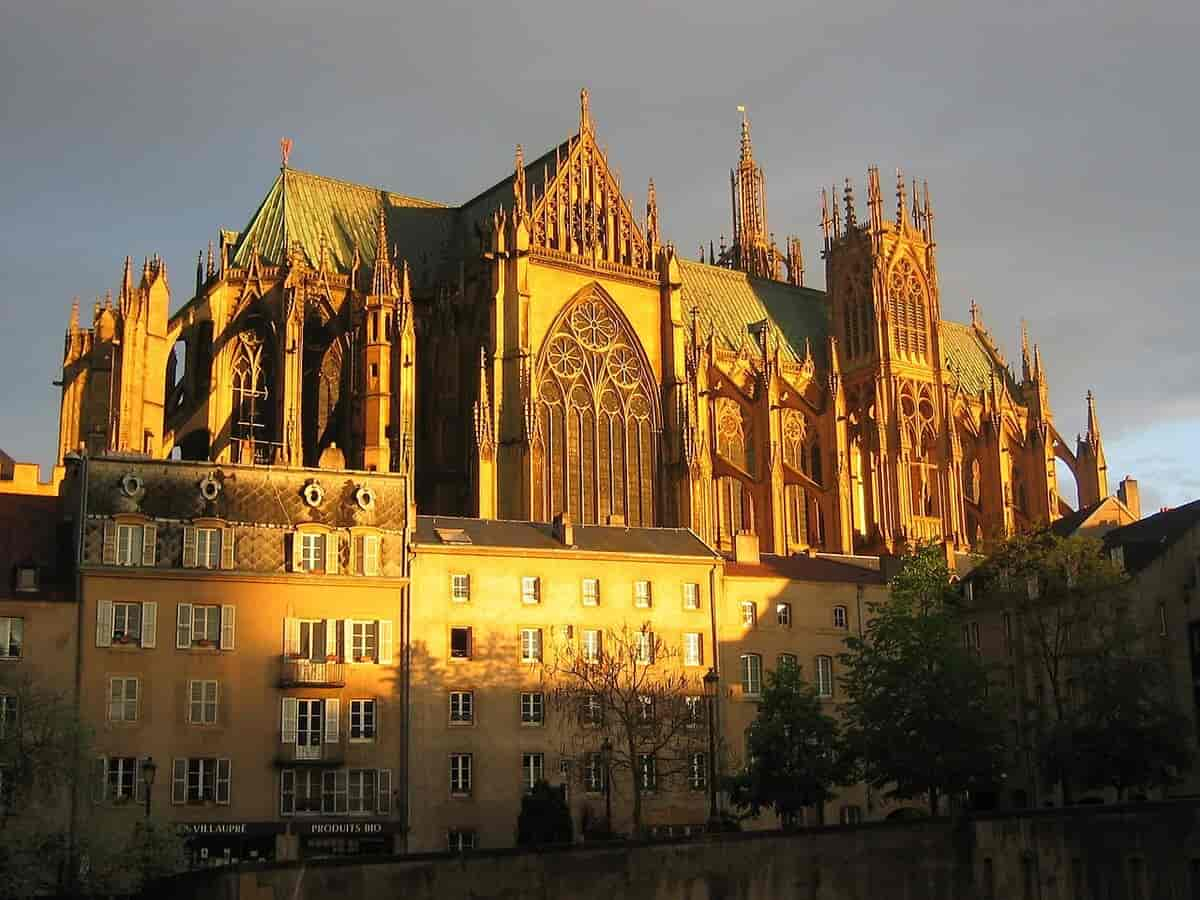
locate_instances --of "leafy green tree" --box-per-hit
[517,780,574,846]
[978,531,1192,802]
[725,662,854,828]
[840,543,1007,816]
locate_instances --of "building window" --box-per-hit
[195,527,221,569]
[450,627,472,659]
[778,653,798,670]
[350,700,377,740]
[839,805,863,825]
[683,633,704,667]
[963,622,981,654]
[635,630,654,665]
[172,757,231,805]
[187,680,218,725]
[0,618,23,659]
[347,768,378,814]
[741,653,763,696]
[351,621,378,662]
[451,574,471,603]
[450,754,472,796]
[522,576,540,605]
[833,605,848,629]
[522,752,544,792]
[637,754,657,792]
[634,580,652,608]
[816,655,834,698]
[689,752,707,790]
[296,619,328,661]
[683,582,701,610]
[777,602,792,627]
[583,693,603,726]
[521,691,544,726]
[280,769,318,815]
[112,603,142,645]
[637,694,655,723]
[357,534,381,576]
[583,629,602,663]
[108,677,138,722]
[449,691,474,725]
[116,523,144,566]
[520,628,543,663]
[176,603,228,648]
[685,696,704,729]
[585,752,606,792]
[447,829,477,852]
[106,756,138,802]
[582,578,600,607]
[741,602,757,628]
[298,533,325,572]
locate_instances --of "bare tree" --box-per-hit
[543,622,709,834]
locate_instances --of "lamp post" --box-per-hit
[140,756,157,819]
[703,667,720,830]
[600,737,613,834]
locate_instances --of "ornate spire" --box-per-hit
[206,241,215,279]
[820,187,832,254]
[969,298,980,327]
[1086,390,1101,443]
[579,87,591,134]
[1033,343,1044,381]
[513,144,527,221]
[895,168,907,227]
[786,236,804,287]
[738,105,752,163]
[120,255,134,305]
[730,106,773,278]
[843,177,857,229]
[371,201,393,296]
[923,180,935,243]
[1021,320,1032,382]
[866,167,883,235]
[646,178,659,249]
[69,297,79,331]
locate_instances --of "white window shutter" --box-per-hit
[281,697,298,744]
[324,698,340,743]
[378,768,392,813]
[378,619,393,664]
[284,617,300,656]
[141,524,157,567]
[93,757,107,804]
[325,532,339,574]
[101,521,117,565]
[182,526,198,568]
[364,536,380,576]
[96,600,113,648]
[141,602,157,649]
[220,527,235,570]
[220,605,236,651]
[175,603,193,649]
[171,759,187,804]
[216,759,231,805]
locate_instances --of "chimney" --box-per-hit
[733,530,760,565]
[552,512,575,547]
[1117,477,1141,520]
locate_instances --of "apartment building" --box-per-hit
[76,457,411,863]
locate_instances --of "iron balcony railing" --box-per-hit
[280,656,346,688]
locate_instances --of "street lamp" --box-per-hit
[140,756,157,819]
[599,737,613,834]
[703,667,720,830]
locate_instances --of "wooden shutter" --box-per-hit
[284,618,300,656]
[378,619,393,664]
[93,757,107,803]
[175,603,192,649]
[281,697,298,744]
[364,535,380,576]
[289,533,300,572]
[182,526,197,568]
[171,759,187,805]
[378,769,392,814]
[216,759,231,805]
[324,698,340,743]
[140,602,157,649]
[101,520,117,565]
[95,600,113,648]
[336,620,346,662]
[134,756,149,803]
[220,527,235,570]
[219,605,236,651]
[141,524,157,567]
[280,770,295,815]
[325,532,339,574]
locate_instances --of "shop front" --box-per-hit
[177,822,285,868]
[296,820,404,858]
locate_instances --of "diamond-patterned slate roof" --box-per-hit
[939,320,1020,401]
[678,260,830,368]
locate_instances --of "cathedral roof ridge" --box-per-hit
[279,165,448,209]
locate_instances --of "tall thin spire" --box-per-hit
[69,297,79,331]
[895,168,907,227]
[206,241,215,279]
[196,252,203,295]
[738,105,752,163]
[579,87,591,134]
[513,144,527,221]
[843,178,857,229]
[646,178,659,249]
[1021,320,1032,382]
[372,201,393,296]
[1086,390,1101,443]
[730,105,773,279]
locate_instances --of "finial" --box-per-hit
[196,252,204,294]
[646,178,659,248]
[69,297,79,330]
[843,178,857,228]
[699,243,705,263]
[280,137,293,168]
[969,298,980,326]
[923,180,934,242]
[513,145,527,220]
[709,240,715,265]
[1021,320,1031,381]
[911,177,921,227]
[121,255,133,300]
[1033,343,1043,381]
[206,241,215,278]
[1086,390,1101,441]
[579,88,591,133]
[737,105,752,162]
[832,185,842,238]
[896,168,907,226]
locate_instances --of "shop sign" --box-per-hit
[177,822,285,837]
[298,820,402,836]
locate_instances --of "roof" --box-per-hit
[0,491,66,593]
[725,553,886,585]
[230,168,453,286]
[413,516,718,559]
[678,260,830,367]
[939,320,1019,399]
[1051,499,1107,537]
[1103,498,1200,573]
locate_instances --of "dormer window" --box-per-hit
[14,564,38,593]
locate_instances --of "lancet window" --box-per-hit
[784,483,809,549]
[533,291,657,526]
[888,258,929,362]
[901,382,939,519]
[230,323,275,461]
[716,476,754,548]
[716,398,755,475]
[840,258,875,360]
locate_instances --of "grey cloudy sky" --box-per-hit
[1,0,1196,513]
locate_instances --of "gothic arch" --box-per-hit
[532,284,660,526]
[887,257,931,363]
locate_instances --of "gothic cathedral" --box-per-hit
[56,91,1112,556]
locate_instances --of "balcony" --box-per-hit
[280,656,346,688]
[274,742,345,767]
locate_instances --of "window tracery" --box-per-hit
[888,258,929,361]
[716,397,755,475]
[231,323,275,456]
[533,291,657,526]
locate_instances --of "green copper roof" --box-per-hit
[678,260,830,367]
[939,320,1019,399]
[230,168,451,282]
